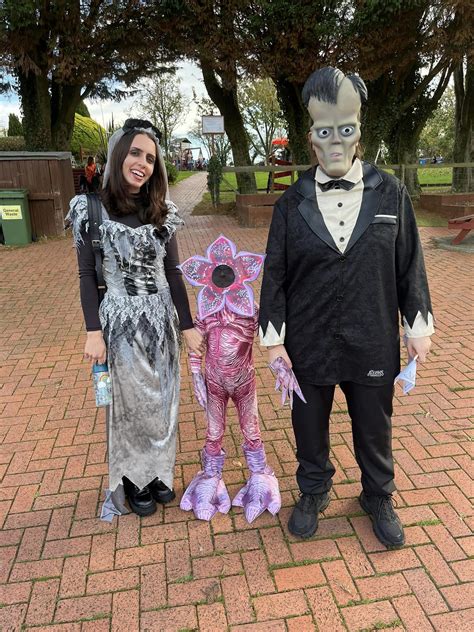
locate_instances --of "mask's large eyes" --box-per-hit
[317,128,331,139]
[340,125,356,137]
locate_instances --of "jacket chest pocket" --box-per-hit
[371,214,397,225]
[369,214,398,249]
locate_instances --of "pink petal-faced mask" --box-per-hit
[178,234,265,319]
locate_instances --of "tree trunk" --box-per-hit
[452,58,474,192]
[362,77,396,163]
[385,71,452,197]
[51,81,82,150]
[275,77,310,167]
[17,70,52,151]
[386,112,423,197]
[201,62,256,194]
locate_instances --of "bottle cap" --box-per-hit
[93,363,108,372]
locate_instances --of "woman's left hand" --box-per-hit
[183,328,205,355]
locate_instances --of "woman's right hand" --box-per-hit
[84,331,107,365]
[268,344,292,368]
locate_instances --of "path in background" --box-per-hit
[0,177,473,631]
[169,171,208,219]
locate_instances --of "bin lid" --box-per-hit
[0,189,29,198]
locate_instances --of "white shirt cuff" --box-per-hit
[259,321,286,346]
[403,311,435,338]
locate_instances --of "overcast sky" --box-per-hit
[0,61,208,154]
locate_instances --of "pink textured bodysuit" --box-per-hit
[178,235,281,522]
[190,306,261,455]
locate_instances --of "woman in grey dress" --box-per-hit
[67,119,204,519]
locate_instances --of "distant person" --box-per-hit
[85,156,100,192]
[431,155,437,164]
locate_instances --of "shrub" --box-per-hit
[75,100,91,117]
[207,155,223,206]
[0,136,26,151]
[165,160,178,184]
[8,113,23,136]
[71,114,106,157]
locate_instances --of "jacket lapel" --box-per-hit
[296,162,385,254]
[345,162,383,253]
[297,168,339,253]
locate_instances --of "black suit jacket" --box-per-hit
[259,162,433,385]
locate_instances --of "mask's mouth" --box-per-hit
[212,264,235,288]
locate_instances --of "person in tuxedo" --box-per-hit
[259,67,434,548]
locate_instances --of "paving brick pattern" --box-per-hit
[0,172,473,631]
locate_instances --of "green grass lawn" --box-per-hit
[220,171,295,192]
[418,166,452,185]
[221,166,453,193]
[200,167,453,227]
[172,170,199,184]
[378,166,453,187]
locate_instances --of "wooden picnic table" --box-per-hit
[448,214,474,245]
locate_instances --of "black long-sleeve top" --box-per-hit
[77,212,193,332]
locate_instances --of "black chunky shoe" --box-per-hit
[288,492,330,538]
[359,491,405,549]
[123,477,157,517]
[148,478,176,504]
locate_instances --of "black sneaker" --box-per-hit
[148,478,176,504]
[122,477,157,517]
[288,492,330,538]
[359,491,405,549]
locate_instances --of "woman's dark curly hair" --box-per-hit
[100,130,168,227]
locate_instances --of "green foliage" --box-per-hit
[71,114,106,158]
[93,127,111,168]
[0,2,176,150]
[135,71,189,159]
[7,113,23,136]
[207,155,223,207]
[165,160,178,184]
[419,88,455,160]
[239,77,286,163]
[75,101,90,117]
[0,135,26,151]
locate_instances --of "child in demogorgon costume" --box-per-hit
[178,235,282,522]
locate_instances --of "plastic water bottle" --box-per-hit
[92,363,112,407]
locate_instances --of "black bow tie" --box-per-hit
[318,178,355,192]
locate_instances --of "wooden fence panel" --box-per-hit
[0,152,75,238]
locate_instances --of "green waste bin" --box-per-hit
[0,189,31,245]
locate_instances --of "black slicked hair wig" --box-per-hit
[302,67,368,108]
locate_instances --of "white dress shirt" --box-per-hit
[315,159,364,253]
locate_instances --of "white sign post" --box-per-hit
[201,115,225,156]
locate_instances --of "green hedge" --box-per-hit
[71,114,106,158]
[165,160,178,184]
[0,136,26,151]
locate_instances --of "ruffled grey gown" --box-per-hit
[66,196,182,519]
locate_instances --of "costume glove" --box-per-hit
[269,356,306,408]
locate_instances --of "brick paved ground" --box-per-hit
[0,173,473,631]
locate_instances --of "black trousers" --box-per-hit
[292,381,395,496]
